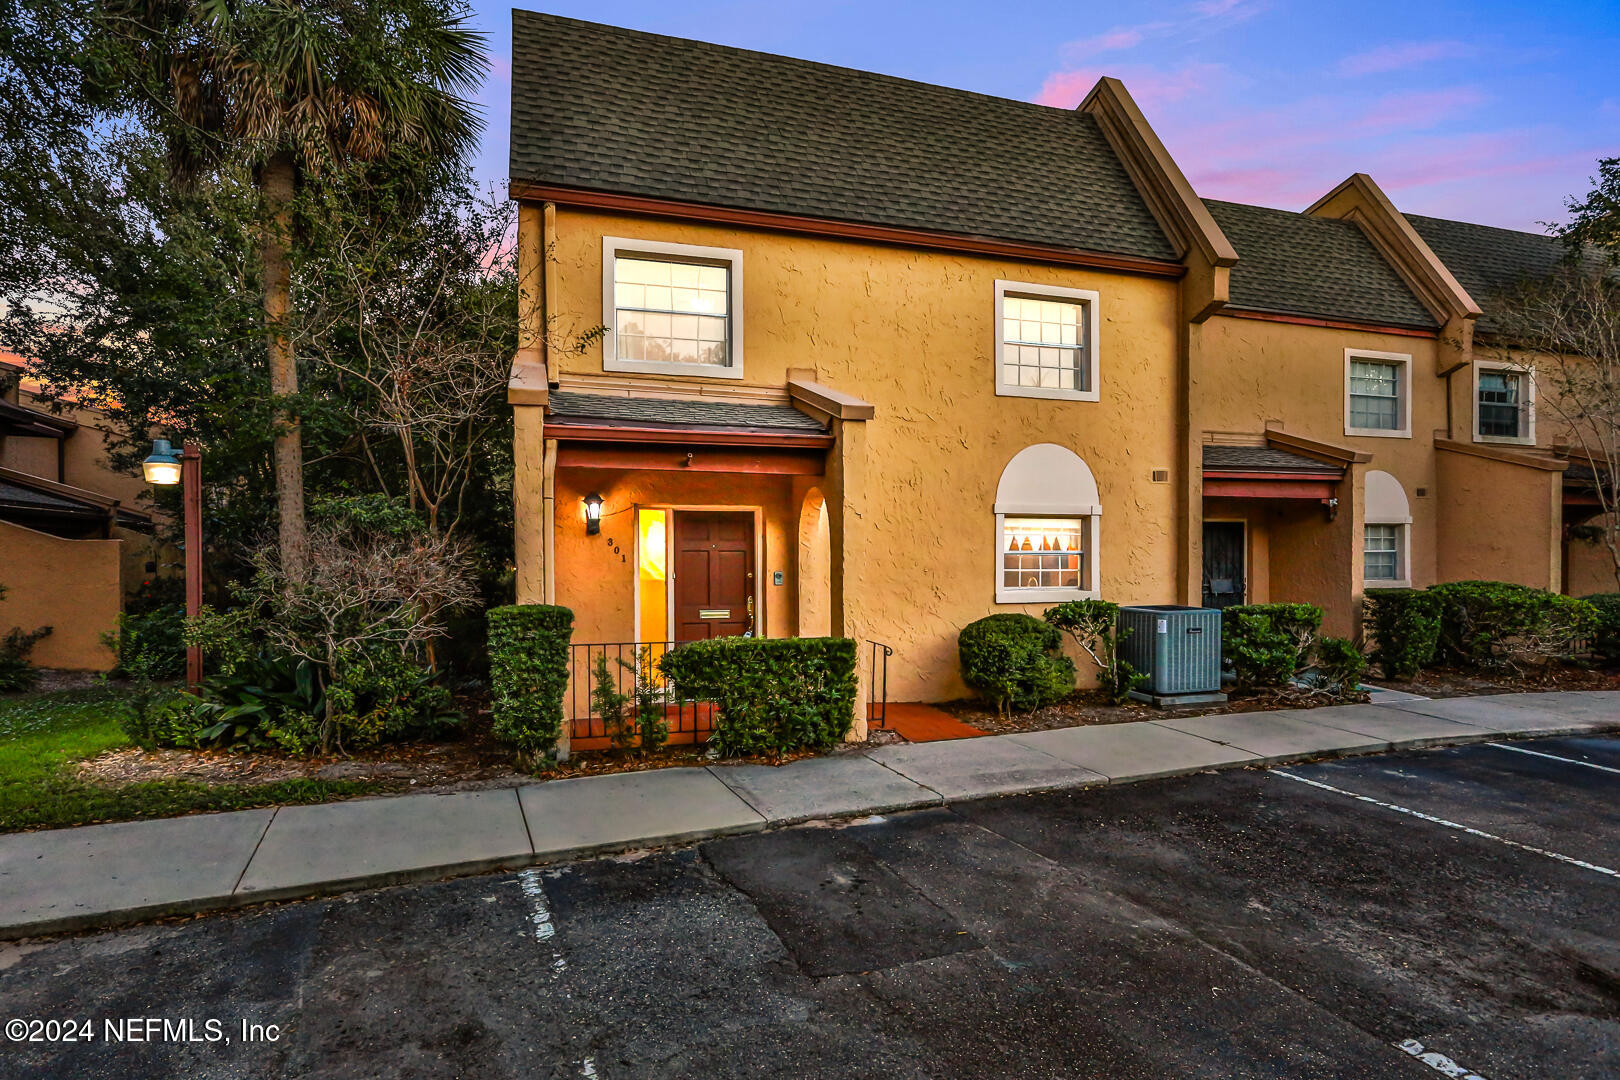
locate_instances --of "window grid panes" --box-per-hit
[1349,359,1402,430]
[1364,524,1400,581]
[1478,371,1524,437]
[614,256,730,368]
[1001,295,1087,392]
[1002,518,1085,591]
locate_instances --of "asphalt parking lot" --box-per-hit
[2,734,1617,1079]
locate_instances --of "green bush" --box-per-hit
[1221,603,1322,690]
[1584,594,1620,663]
[487,604,574,765]
[0,625,51,693]
[659,637,856,757]
[1427,581,1597,667]
[121,687,213,749]
[958,613,1076,716]
[110,606,187,681]
[1311,636,1368,697]
[1043,600,1146,704]
[1363,588,1441,679]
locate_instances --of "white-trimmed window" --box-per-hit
[994,280,1099,401]
[1363,469,1412,587]
[603,237,744,379]
[1474,361,1535,444]
[994,444,1101,602]
[1344,349,1411,438]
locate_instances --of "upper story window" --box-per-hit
[602,237,745,380]
[1475,362,1535,444]
[1344,349,1411,438]
[994,280,1100,402]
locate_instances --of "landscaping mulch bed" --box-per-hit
[937,687,1371,737]
[1373,663,1620,699]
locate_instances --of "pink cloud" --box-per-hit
[1338,40,1474,77]
[1191,0,1265,19]
[1355,87,1485,134]
[1036,62,1226,113]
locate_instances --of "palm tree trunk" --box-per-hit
[261,151,307,575]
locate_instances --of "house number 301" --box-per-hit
[606,537,625,562]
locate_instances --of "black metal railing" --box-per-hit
[867,640,893,729]
[566,641,714,748]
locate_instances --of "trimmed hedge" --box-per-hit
[1427,581,1596,666]
[1586,593,1620,662]
[487,604,574,765]
[1363,588,1441,679]
[1312,635,1368,695]
[958,613,1076,716]
[1220,603,1322,690]
[659,637,856,757]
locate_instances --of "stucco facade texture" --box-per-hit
[0,519,121,670]
[536,208,1183,701]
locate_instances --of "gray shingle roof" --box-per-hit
[1203,445,1343,474]
[0,479,100,514]
[1205,200,1437,329]
[546,391,828,434]
[1404,214,1578,335]
[510,11,1178,262]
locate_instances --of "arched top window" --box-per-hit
[1363,470,1411,586]
[995,444,1102,603]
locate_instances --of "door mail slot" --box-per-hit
[699,609,731,619]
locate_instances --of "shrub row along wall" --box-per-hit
[1363,581,1599,679]
[486,604,858,762]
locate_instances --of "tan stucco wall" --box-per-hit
[0,519,120,670]
[1566,516,1618,596]
[1435,447,1562,590]
[535,207,1184,701]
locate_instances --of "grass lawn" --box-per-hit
[0,686,382,833]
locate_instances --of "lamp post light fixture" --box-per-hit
[583,492,604,535]
[145,438,204,689]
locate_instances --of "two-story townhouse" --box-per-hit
[506,12,1242,741]
[506,12,1606,739]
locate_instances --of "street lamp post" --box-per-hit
[142,439,203,689]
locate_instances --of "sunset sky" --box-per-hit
[470,1,1620,233]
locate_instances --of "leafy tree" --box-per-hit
[88,0,486,572]
[1563,157,1620,261]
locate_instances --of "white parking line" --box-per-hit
[517,868,569,973]
[1486,742,1620,775]
[1396,1038,1489,1079]
[1271,771,1620,879]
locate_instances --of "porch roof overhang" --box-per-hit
[546,391,833,475]
[1202,445,1345,500]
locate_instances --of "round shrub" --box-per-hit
[958,613,1076,716]
[1220,603,1322,690]
[1311,636,1368,696]
[1363,588,1441,679]
[1584,593,1620,663]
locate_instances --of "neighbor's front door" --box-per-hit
[1202,521,1246,609]
[673,511,755,641]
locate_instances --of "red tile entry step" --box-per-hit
[875,703,989,743]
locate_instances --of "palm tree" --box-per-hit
[96,0,485,572]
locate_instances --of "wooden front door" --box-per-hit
[673,511,755,641]
[1202,521,1247,609]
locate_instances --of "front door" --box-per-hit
[673,511,755,641]
[1202,521,1246,609]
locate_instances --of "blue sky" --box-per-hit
[464,1,1620,232]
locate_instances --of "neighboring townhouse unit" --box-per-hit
[506,12,1608,721]
[0,354,156,669]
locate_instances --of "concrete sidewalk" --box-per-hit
[2,691,1615,940]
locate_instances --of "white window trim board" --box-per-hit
[1343,348,1413,439]
[602,236,746,380]
[993,279,1101,402]
[994,510,1103,604]
[1472,359,1537,446]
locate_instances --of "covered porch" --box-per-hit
[509,371,877,754]
[1199,434,1369,635]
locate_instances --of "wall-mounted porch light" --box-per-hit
[141,438,183,486]
[584,492,604,535]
